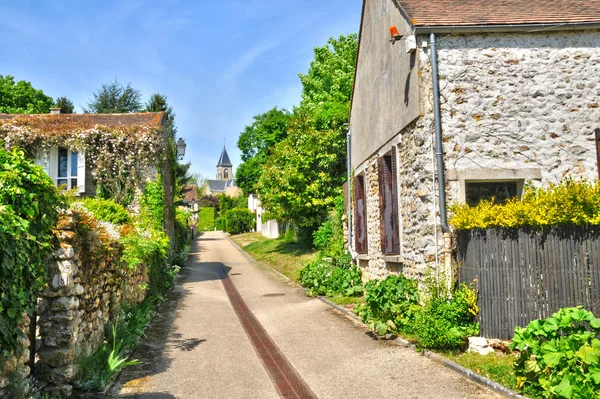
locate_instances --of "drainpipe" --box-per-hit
[430,32,449,232]
[346,129,357,260]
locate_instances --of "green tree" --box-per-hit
[298,33,358,112]
[236,107,291,195]
[254,33,357,231]
[0,75,54,114]
[54,96,75,114]
[83,79,142,113]
[257,110,347,230]
[145,93,176,139]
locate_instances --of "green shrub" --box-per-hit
[313,220,334,250]
[225,208,255,234]
[214,216,224,231]
[0,147,64,358]
[174,208,192,266]
[139,180,165,231]
[511,307,600,399]
[411,284,479,350]
[75,299,154,391]
[81,198,129,224]
[450,178,600,229]
[355,275,421,336]
[312,195,345,258]
[198,207,216,231]
[299,260,363,297]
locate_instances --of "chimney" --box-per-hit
[50,108,62,114]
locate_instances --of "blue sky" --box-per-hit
[0,0,362,179]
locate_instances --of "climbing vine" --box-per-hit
[0,147,64,358]
[0,116,165,205]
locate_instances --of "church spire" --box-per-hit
[217,146,232,167]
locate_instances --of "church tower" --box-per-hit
[216,146,233,181]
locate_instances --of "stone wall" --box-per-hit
[35,210,147,397]
[352,28,600,281]
[434,30,600,202]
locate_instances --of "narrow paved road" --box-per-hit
[114,232,501,399]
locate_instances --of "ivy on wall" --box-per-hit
[0,117,165,205]
[0,147,63,359]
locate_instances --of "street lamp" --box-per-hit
[176,138,187,160]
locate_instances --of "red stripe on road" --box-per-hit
[219,266,319,399]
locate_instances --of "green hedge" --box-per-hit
[82,198,129,224]
[198,207,216,231]
[450,178,600,229]
[225,209,254,234]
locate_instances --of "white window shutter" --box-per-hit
[77,151,86,194]
[35,149,50,176]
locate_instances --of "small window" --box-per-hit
[224,168,229,179]
[57,147,79,190]
[465,181,518,207]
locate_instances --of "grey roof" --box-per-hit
[217,146,233,167]
[207,179,235,192]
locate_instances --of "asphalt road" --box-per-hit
[113,231,502,399]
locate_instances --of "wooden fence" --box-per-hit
[457,226,600,340]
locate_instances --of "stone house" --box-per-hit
[349,0,600,280]
[0,109,176,244]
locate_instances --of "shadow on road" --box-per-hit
[110,236,231,398]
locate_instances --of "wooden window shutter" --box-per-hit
[354,175,367,254]
[390,147,400,254]
[379,154,399,255]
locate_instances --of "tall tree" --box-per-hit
[298,33,358,112]
[83,79,142,113]
[145,93,176,139]
[254,33,358,231]
[257,110,347,229]
[54,96,75,114]
[0,75,53,114]
[236,107,291,195]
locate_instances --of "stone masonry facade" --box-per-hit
[354,29,600,281]
[0,210,148,398]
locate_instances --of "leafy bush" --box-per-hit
[511,307,600,399]
[75,299,154,391]
[355,275,420,335]
[139,180,165,231]
[313,220,334,250]
[173,208,192,266]
[81,198,129,224]
[411,284,479,350]
[312,195,346,258]
[225,208,255,234]
[299,260,363,297]
[450,178,600,229]
[198,207,216,231]
[121,226,171,296]
[0,147,64,358]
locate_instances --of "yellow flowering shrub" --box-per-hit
[450,178,600,229]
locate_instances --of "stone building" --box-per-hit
[205,145,241,196]
[349,0,600,280]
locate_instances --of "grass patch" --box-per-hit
[445,352,518,392]
[231,232,317,282]
[326,295,365,306]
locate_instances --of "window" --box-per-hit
[224,168,229,179]
[596,128,600,179]
[36,146,85,194]
[378,149,400,255]
[354,174,368,254]
[465,181,518,207]
[57,147,79,190]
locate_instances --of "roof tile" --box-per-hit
[397,0,600,27]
